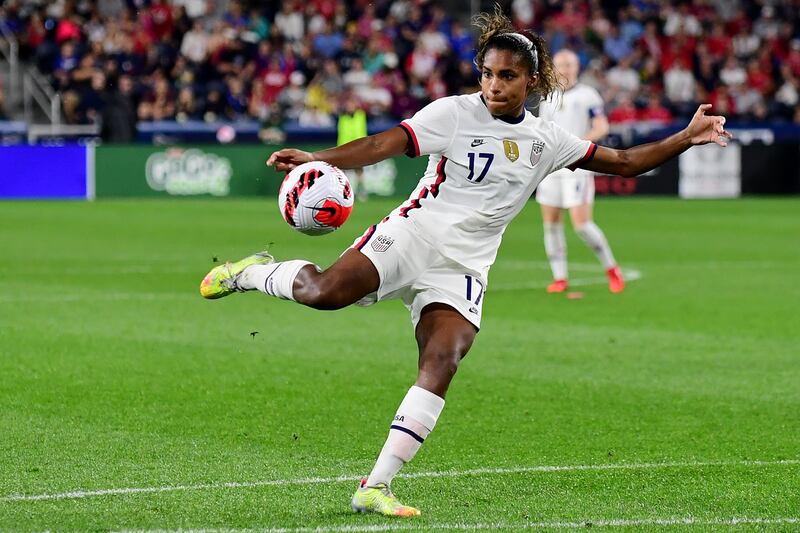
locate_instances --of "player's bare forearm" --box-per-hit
[267,127,409,173]
[312,128,408,169]
[583,129,692,177]
[579,104,732,177]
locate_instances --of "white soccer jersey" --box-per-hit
[538,83,605,137]
[394,92,595,272]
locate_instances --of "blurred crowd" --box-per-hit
[0,0,799,133]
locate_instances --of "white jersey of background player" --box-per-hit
[201,8,731,517]
[535,49,625,293]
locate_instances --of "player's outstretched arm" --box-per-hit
[266,127,410,172]
[580,104,733,177]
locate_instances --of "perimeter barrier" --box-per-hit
[0,126,798,199]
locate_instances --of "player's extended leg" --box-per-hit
[569,203,624,293]
[352,304,477,516]
[541,204,569,293]
[200,248,379,308]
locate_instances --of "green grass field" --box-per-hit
[1,197,798,532]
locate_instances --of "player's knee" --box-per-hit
[420,351,460,380]
[420,342,469,380]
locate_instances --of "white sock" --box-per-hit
[576,221,616,269]
[237,260,315,301]
[365,385,445,488]
[543,222,568,280]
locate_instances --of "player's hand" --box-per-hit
[266,149,314,172]
[686,104,733,147]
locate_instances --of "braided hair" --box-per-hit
[473,5,561,99]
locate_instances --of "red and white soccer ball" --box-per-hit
[278,161,354,236]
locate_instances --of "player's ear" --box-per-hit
[528,72,539,90]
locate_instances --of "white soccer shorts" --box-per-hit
[350,216,487,330]
[535,167,595,209]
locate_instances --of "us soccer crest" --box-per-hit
[502,140,520,162]
[371,235,394,252]
[530,140,545,166]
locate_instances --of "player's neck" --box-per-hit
[480,95,526,124]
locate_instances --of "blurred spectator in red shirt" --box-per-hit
[708,85,736,116]
[357,4,378,40]
[705,22,731,60]
[726,7,752,35]
[313,0,337,20]
[747,59,773,95]
[552,1,588,34]
[787,40,800,77]
[261,58,289,105]
[638,94,673,123]
[768,22,794,62]
[661,28,696,71]
[55,16,82,44]
[608,96,638,124]
[637,20,664,60]
[24,12,47,50]
[149,0,174,41]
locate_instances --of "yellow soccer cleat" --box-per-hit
[351,479,421,517]
[199,251,274,299]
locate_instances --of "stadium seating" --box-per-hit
[0,0,799,135]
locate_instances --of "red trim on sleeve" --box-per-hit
[399,121,420,158]
[567,143,598,171]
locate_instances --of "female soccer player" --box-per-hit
[536,49,625,293]
[200,8,730,518]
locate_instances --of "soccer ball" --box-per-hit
[278,161,354,236]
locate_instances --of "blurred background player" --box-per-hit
[535,49,625,294]
[338,95,369,201]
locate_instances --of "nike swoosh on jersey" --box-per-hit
[471,139,485,147]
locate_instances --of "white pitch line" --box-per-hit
[2,458,797,504]
[115,516,800,533]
